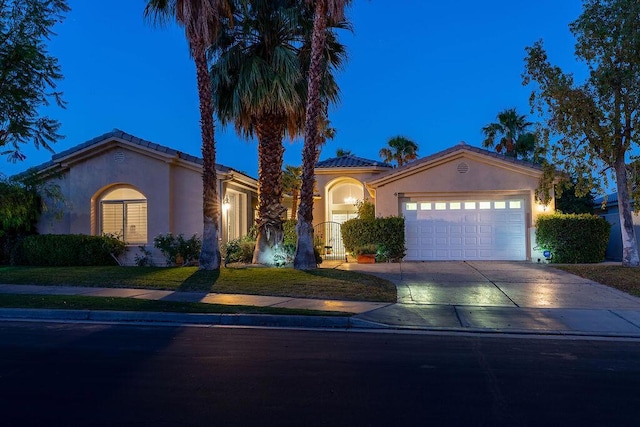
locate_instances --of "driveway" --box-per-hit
[341,261,640,309]
[339,261,640,335]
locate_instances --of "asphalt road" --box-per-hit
[1,321,639,426]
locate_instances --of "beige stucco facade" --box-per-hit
[34,130,257,265]
[310,144,554,262]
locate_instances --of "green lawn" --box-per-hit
[0,265,397,302]
[553,264,640,297]
[0,294,347,316]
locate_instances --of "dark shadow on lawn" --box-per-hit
[175,268,221,292]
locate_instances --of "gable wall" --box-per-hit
[374,156,543,219]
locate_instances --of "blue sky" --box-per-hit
[3,0,586,179]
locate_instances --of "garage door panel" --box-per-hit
[403,198,526,261]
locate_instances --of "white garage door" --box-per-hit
[403,199,526,261]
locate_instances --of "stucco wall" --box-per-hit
[35,144,257,265]
[372,155,545,224]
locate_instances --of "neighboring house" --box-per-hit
[594,193,640,261]
[28,130,258,265]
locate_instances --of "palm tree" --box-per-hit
[294,0,350,270]
[282,165,302,219]
[211,0,344,265]
[144,0,232,270]
[379,135,418,167]
[335,148,351,157]
[482,108,537,161]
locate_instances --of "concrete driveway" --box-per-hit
[339,261,640,336]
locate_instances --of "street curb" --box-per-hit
[0,308,368,329]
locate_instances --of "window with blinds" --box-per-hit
[100,187,147,244]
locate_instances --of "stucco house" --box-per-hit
[311,142,554,262]
[30,130,258,265]
[28,131,553,264]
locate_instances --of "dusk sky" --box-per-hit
[4,0,587,179]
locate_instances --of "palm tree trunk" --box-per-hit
[253,114,287,265]
[294,0,328,270]
[194,42,221,270]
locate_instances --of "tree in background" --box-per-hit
[555,179,595,215]
[0,0,69,163]
[282,165,302,219]
[335,148,351,157]
[145,0,232,270]
[481,108,538,162]
[295,0,350,270]
[379,135,418,167]
[524,0,640,266]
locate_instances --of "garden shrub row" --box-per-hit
[341,216,405,261]
[10,234,126,266]
[535,213,610,263]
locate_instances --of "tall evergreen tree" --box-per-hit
[295,0,351,270]
[145,0,233,270]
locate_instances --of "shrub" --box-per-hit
[342,216,405,261]
[11,234,125,266]
[153,233,202,266]
[355,200,375,220]
[535,213,610,263]
[222,239,255,264]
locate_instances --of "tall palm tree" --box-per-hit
[294,0,350,270]
[482,108,537,161]
[144,0,232,270]
[379,135,418,167]
[282,165,302,219]
[211,0,344,265]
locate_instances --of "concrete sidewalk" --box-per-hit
[2,261,640,337]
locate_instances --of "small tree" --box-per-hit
[0,0,69,162]
[282,165,302,220]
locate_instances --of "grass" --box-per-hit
[0,294,348,316]
[553,264,640,297]
[0,265,397,302]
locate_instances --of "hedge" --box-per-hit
[341,217,405,261]
[11,234,126,266]
[535,213,610,263]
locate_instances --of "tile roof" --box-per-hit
[316,154,392,169]
[30,129,255,179]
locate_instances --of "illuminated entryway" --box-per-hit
[324,180,364,256]
[403,198,526,261]
[99,186,148,244]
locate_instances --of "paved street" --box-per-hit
[1,321,640,426]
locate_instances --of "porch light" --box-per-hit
[536,202,549,213]
[222,195,231,211]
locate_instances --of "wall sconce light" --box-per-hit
[536,202,549,213]
[222,195,231,211]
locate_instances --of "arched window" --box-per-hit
[328,181,363,223]
[100,187,147,244]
